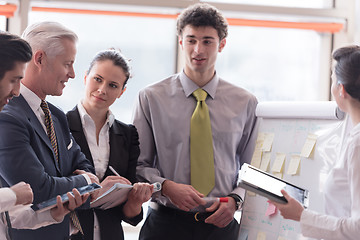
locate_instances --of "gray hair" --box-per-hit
[22,21,78,58]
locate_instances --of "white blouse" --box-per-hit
[1,188,57,239]
[77,102,114,181]
[77,102,115,240]
[300,123,360,239]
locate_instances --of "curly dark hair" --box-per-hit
[176,3,228,40]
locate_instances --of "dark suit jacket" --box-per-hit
[0,95,94,240]
[67,106,142,240]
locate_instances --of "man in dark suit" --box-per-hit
[0,22,98,240]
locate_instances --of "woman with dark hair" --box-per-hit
[270,45,360,239]
[67,49,153,240]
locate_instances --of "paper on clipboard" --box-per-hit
[90,182,162,210]
[90,183,133,209]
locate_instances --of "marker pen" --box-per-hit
[203,197,228,203]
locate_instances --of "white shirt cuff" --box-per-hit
[0,188,17,212]
[82,173,92,184]
[39,208,60,223]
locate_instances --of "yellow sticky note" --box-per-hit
[247,191,256,197]
[256,231,266,240]
[255,133,265,150]
[251,149,262,168]
[260,152,271,172]
[251,133,266,168]
[300,133,317,158]
[287,155,301,175]
[262,133,275,152]
[273,172,283,179]
[271,153,286,173]
[257,132,266,142]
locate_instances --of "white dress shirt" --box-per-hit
[20,84,48,133]
[77,102,114,180]
[0,188,57,239]
[300,123,360,239]
[77,102,114,240]
[0,188,16,213]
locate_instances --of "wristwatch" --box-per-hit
[227,193,243,210]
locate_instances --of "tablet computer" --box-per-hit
[238,163,309,208]
[31,183,101,212]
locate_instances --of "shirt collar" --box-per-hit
[179,70,219,99]
[20,83,42,112]
[350,122,360,136]
[77,100,115,128]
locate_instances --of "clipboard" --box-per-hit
[90,183,133,209]
[238,163,309,207]
[31,183,101,212]
[90,182,162,210]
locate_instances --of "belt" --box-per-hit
[150,203,214,222]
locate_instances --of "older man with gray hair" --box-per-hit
[0,22,98,240]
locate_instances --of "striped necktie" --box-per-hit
[40,100,83,235]
[40,100,59,163]
[190,88,215,196]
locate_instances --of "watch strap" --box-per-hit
[227,193,243,210]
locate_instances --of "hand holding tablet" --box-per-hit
[31,183,101,212]
[238,163,309,208]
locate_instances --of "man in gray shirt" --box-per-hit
[133,3,258,239]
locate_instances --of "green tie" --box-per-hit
[190,88,215,196]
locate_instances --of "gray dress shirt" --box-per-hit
[133,71,258,208]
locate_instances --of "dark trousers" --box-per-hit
[139,206,239,240]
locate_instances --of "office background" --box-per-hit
[1,0,360,238]
[2,0,359,123]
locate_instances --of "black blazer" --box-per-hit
[66,106,142,240]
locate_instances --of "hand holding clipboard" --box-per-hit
[90,166,161,210]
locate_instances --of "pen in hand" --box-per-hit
[109,166,121,177]
[109,165,161,193]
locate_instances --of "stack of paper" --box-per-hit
[90,182,161,210]
[90,183,133,210]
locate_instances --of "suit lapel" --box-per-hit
[16,96,52,150]
[15,96,61,173]
[67,107,94,166]
[108,122,128,177]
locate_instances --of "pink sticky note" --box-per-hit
[265,201,277,216]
